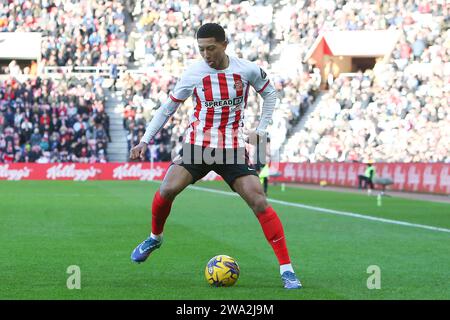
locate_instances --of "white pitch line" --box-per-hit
[187,185,450,234]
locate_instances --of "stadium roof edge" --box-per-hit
[305,30,401,61]
[0,32,42,60]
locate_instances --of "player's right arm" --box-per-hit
[129,98,182,160]
[129,70,195,161]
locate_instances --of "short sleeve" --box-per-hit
[170,69,195,102]
[248,63,271,94]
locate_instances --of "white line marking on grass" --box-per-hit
[188,185,450,234]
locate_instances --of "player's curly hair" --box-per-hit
[196,23,226,42]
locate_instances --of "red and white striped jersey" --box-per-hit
[169,55,275,149]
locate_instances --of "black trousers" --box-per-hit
[358,175,374,189]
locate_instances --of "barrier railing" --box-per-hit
[43,65,127,78]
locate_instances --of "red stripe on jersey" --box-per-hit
[193,88,201,118]
[218,73,229,99]
[169,94,185,103]
[202,76,214,147]
[243,80,250,109]
[217,73,230,148]
[232,83,250,148]
[218,109,229,148]
[257,80,270,93]
[231,109,241,148]
[202,75,213,101]
[190,88,201,144]
[230,74,243,148]
[203,110,215,147]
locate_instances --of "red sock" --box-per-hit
[256,206,291,265]
[151,190,173,235]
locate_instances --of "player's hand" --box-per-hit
[246,129,267,145]
[129,141,148,161]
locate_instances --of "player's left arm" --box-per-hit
[249,65,278,136]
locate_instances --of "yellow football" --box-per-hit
[205,255,240,287]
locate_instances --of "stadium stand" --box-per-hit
[0,0,129,69]
[0,75,110,163]
[0,0,448,164]
[281,0,449,163]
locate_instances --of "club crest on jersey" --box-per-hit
[234,79,243,91]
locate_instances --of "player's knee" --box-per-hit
[159,184,180,201]
[250,193,268,214]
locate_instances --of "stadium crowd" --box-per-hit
[0,0,448,163]
[0,0,128,73]
[0,75,110,163]
[281,0,449,163]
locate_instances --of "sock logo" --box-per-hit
[272,237,284,243]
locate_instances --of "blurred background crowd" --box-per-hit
[280,0,449,163]
[0,0,448,163]
[0,75,110,163]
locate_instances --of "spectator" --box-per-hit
[156,143,171,162]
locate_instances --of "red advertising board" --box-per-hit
[0,162,449,194]
[269,162,450,195]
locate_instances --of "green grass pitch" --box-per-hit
[0,180,449,300]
